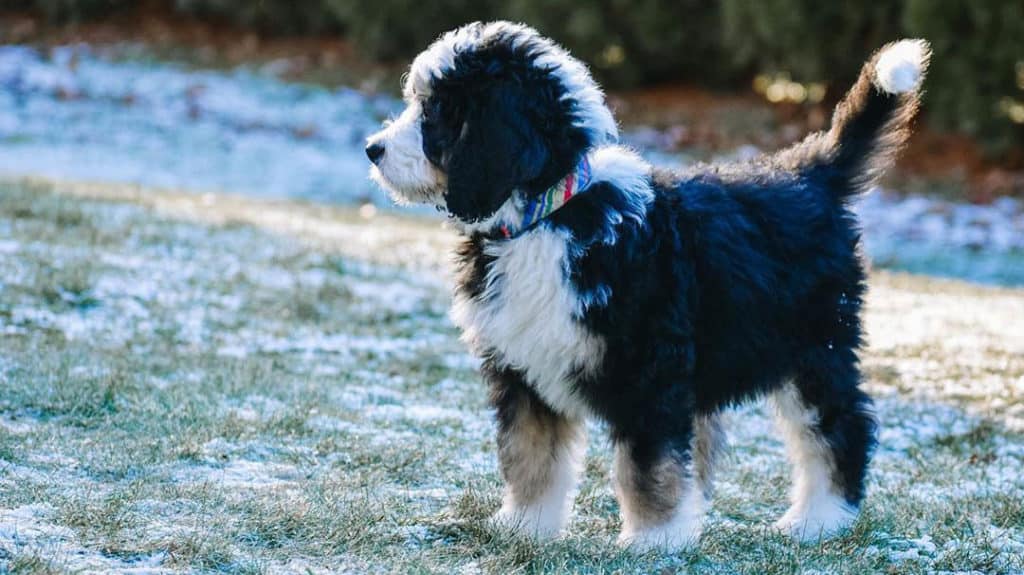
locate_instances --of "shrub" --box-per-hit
[9,0,135,22]
[721,0,1024,159]
[5,0,1023,157]
[325,0,496,61]
[721,0,902,90]
[503,0,728,87]
[167,1,728,86]
[904,0,1024,157]
[172,0,345,35]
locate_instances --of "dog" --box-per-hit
[366,21,929,550]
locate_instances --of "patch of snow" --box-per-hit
[393,487,449,500]
[0,504,74,541]
[312,363,343,376]
[235,331,445,360]
[876,402,974,452]
[306,415,360,433]
[174,458,302,489]
[217,344,249,358]
[345,278,432,314]
[442,353,482,372]
[397,524,435,549]
[221,395,287,423]
[987,526,1024,554]
[457,561,485,575]
[368,403,469,424]
[263,556,370,575]
[0,504,170,573]
[0,414,37,435]
[855,189,1024,286]
[0,45,396,204]
[887,534,938,562]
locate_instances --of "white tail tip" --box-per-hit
[874,39,930,94]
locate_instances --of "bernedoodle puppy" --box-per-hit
[366,21,929,550]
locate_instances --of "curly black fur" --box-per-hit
[380,23,928,543]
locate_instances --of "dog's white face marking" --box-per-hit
[451,227,605,419]
[366,100,446,205]
[771,383,858,540]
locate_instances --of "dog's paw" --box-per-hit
[489,504,565,539]
[618,519,701,552]
[774,497,857,542]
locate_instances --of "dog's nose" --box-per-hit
[365,142,385,164]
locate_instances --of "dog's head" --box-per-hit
[366,22,617,224]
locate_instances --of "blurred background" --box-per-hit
[1,0,1022,284]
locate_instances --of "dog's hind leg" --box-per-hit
[487,363,586,538]
[771,364,877,541]
[614,423,704,551]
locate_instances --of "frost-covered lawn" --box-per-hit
[1,178,1023,574]
[2,45,1023,286]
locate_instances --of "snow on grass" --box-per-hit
[173,459,304,491]
[856,192,1024,286]
[0,411,37,436]
[0,45,1021,286]
[0,45,396,205]
[251,332,443,357]
[0,504,171,573]
[0,179,1022,573]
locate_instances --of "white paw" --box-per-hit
[774,498,857,542]
[489,503,565,539]
[618,519,701,552]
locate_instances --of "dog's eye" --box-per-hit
[422,100,443,124]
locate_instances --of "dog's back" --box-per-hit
[572,40,931,410]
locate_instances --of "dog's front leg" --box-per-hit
[487,363,586,538]
[614,425,704,551]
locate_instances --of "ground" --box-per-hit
[1,178,1022,574]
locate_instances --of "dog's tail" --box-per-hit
[776,39,930,199]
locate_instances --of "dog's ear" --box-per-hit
[444,83,549,222]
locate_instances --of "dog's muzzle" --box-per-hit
[365,142,385,165]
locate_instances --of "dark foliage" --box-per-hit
[5,0,1021,157]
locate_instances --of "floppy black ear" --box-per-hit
[444,84,549,222]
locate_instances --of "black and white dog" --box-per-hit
[366,22,928,550]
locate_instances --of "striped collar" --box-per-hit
[499,155,593,238]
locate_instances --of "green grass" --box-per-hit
[0,178,1022,574]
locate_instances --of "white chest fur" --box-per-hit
[451,227,605,418]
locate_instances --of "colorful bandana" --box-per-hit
[500,155,593,238]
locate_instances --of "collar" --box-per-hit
[499,155,593,238]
